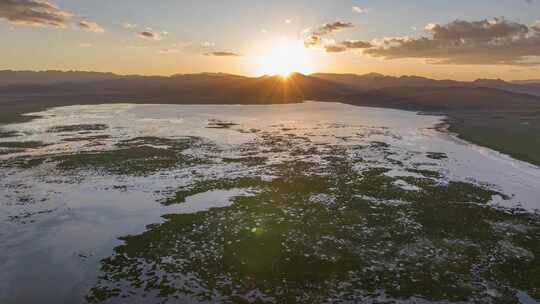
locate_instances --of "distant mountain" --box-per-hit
[0,70,539,115]
[512,79,540,85]
[0,72,352,105]
[311,73,461,90]
[472,79,540,97]
[1,70,540,98]
[344,86,540,113]
[1,71,539,115]
[312,73,540,98]
[0,70,128,86]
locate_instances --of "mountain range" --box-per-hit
[1,70,540,98]
[2,70,540,115]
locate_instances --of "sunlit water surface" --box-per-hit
[0,102,538,303]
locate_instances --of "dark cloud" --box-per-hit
[304,21,355,49]
[428,18,528,41]
[204,51,240,57]
[325,45,347,53]
[78,20,104,33]
[341,40,373,49]
[0,0,72,27]
[323,40,373,53]
[138,31,161,40]
[365,18,540,66]
[313,21,354,36]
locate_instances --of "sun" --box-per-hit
[253,38,314,77]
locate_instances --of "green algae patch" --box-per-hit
[61,135,112,142]
[161,177,263,205]
[0,140,50,157]
[426,152,448,160]
[0,148,25,156]
[87,148,538,303]
[0,129,20,138]
[0,141,48,149]
[206,120,240,129]
[53,137,206,176]
[222,156,268,166]
[46,124,109,133]
[1,157,47,169]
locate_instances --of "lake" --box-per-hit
[1,102,539,303]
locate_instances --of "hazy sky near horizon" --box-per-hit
[0,0,539,80]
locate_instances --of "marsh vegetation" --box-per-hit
[0,103,538,303]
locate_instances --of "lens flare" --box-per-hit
[253,38,314,77]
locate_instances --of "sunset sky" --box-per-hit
[1,0,539,80]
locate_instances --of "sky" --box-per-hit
[0,0,539,80]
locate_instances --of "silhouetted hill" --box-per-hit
[2,71,540,115]
[513,79,540,85]
[0,72,350,107]
[344,86,540,113]
[312,73,540,97]
[2,70,540,98]
[0,70,128,86]
[311,73,460,90]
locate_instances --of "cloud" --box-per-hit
[201,41,215,47]
[302,24,371,52]
[364,17,540,66]
[427,18,527,40]
[0,0,72,27]
[304,21,354,48]
[78,20,104,33]
[304,35,322,47]
[204,51,240,57]
[138,31,161,40]
[325,45,347,53]
[121,22,136,29]
[313,21,354,36]
[341,40,373,49]
[352,6,368,14]
[79,43,92,48]
[322,39,373,53]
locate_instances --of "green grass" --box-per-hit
[447,112,540,166]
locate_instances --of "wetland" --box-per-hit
[0,102,539,303]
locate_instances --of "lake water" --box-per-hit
[0,102,539,303]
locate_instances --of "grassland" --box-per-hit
[447,112,540,166]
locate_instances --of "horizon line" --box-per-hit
[0,69,529,83]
